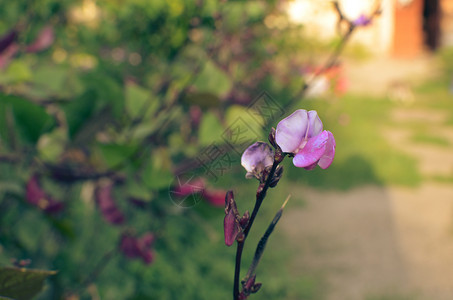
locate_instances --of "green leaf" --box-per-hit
[198,111,224,146]
[32,65,67,94]
[126,106,182,142]
[63,90,97,139]
[182,92,220,109]
[143,148,174,190]
[126,180,153,201]
[37,127,68,162]
[81,72,124,118]
[125,83,159,120]
[0,94,55,144]
[0,267,56,300]
[0,61,32,84]
[0,182,22,196]
[97,142,138,169]
[225,105,264,142]
[245,1,266,20]
[193,60,232,97]
[128,122,159,141]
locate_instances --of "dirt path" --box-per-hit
[283,183,453,300]
[281,58,453,300]
[343,55,439,95]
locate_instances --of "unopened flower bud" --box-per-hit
[224,190,242,246]
[241,142,274,180]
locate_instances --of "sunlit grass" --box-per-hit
[411,133,450,147]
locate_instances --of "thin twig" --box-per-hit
[233,158,280,299]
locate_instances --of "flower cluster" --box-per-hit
[240,109,336,174]
[171,177,227,207]
[224,108,336,299]
[226,109,336,246]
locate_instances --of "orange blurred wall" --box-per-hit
[393,0,424,57]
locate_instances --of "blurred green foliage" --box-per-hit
[0,0,328,299]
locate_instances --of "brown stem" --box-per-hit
[233,159,280,300]
[233,241,245,299]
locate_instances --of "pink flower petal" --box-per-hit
[275,109,309,153]
[353,14,372,27]
[293,131,329,168]
[307,110,324,138]
[26,26,54,53]
[95,184,125,225]
[26,175,64,214]
[303,162,318,170]
[172,177,205,197]
[318,131,336,169]
[119,232,155,265]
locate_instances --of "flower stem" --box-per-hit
[233,159,280,300]
[233,241,244,299]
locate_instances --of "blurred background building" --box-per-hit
[287,0,453,57]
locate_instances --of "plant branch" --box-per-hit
[233,156,282,300]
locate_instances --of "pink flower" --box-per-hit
[26,175,64,214]
[26,26,55,53]
[119,232,155,264]
[171,177,205,197]
[275,109,335,170]
[171,177,227,207]
[202,188,227,207]
[95,183,125,225]
[353,14,372,27]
